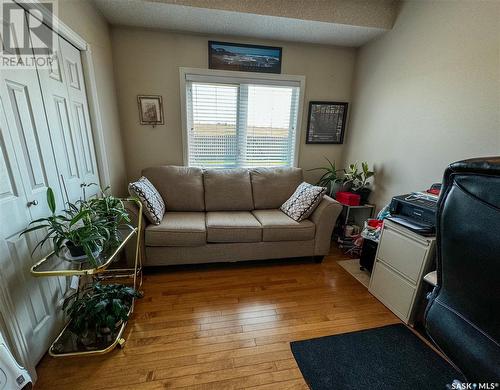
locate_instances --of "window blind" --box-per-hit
[186,79,300,169]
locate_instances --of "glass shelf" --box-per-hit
[339,204,375,209]
[49,308,132,357]
[30,225,138,277]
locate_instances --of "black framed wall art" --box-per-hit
[137,95,164,126]
[208,41,282,74]
[306,101,348,144]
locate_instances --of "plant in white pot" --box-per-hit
[309,157,351,197]
[21,187,110,266]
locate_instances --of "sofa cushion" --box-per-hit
[206,211,262,243]
[145,212,206,247]
[280,182,326,221]
[250,167,303,209]
[204,169,254,211]
[128,176,165,225]
[142,166,205,211]
[252,209,315,242]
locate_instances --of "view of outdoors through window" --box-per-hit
[188,82,299,168]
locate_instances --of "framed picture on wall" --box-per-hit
[306,101,348,144]
[137,95,164,125]
[208,41,282,74]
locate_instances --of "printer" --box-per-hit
[388,192,438,236]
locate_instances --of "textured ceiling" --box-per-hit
[93,0,392,47]
[148,0,399,29]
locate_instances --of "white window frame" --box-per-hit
[179,67,306,168]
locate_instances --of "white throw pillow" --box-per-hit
[128,177,165,225]
[280,182,326,222]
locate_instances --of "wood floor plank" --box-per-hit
[179,368,305,390]
[245,378,308,390]
[274,358,299,371]
[34,248,399,389]
[232,350,293,367]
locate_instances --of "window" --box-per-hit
[182,70,303,168]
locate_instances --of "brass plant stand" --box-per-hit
[30,199,143,357]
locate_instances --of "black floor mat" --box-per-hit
[291,324,465,390]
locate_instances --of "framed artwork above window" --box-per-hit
[208,41,282,74]
[306,101,348,144]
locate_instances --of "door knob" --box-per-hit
[27,200,39,207]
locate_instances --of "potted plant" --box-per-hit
[21,187,110,265]
[63,282,142,347]
[344,161,374,203]
[308,157,351,197]
[87,186,131,244]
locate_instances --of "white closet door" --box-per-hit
[1,3,102,373]
[0,94,35,362]
[0,73,64,216]
[0,81,65,366]
[32,24,86,202]
[60,38,100,198]
[0,6,65,367]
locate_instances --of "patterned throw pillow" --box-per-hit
[280,182,326,222]
[128,177,165,225]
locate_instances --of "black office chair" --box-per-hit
[425,157,500,381]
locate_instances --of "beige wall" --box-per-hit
[110,28,356,183]
[58,0,127,195]
[344,0,500,209]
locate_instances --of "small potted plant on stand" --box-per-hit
[88,186,132,246]
[63,282,142,348]
[344,161,375,204]
[21,187,110,266]
[309,157,351,197]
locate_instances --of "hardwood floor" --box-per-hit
[35,248,399,389]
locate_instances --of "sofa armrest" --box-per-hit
[125,200,147,266]
[309,195,343,256]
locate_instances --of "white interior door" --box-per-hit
[0,87,65,368]
[0,3,102,375]
[0,6,66,368]
[0,90,35,371]
[33,24,83,202]
[60,37,100,198]
[33,23,99,202]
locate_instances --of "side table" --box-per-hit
[30,198,143,357]
[334,203,376,246]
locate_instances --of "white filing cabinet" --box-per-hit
[368,220,436,324]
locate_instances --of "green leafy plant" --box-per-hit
[63,283,142,340]
[308,157,346,197]
[21,187,110,265]
[87,186,132,243]
[344,161,374,191]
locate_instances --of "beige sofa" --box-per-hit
[127,166,342,266]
